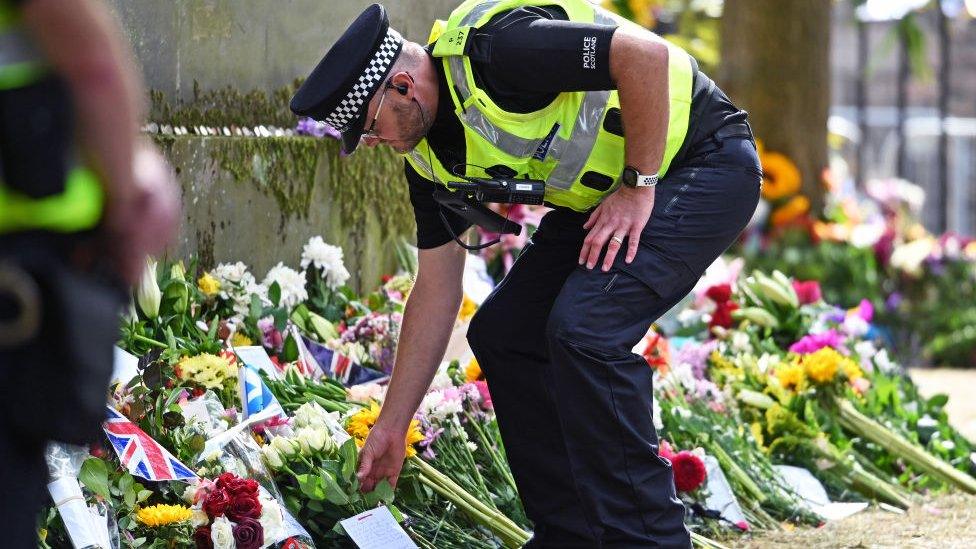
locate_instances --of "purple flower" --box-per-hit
[674,340,718,380]
[294,117,340,139]
[789,329,845,354]
[885,292,903,311]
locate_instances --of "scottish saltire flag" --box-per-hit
[103,406,197,482]
[239,361,284,420]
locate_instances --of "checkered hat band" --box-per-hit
[326,28,402,131]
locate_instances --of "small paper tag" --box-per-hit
[112,346,140,386]
[339,506,417,549]
[233,346,281,380]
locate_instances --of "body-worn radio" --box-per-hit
[432,175,546,249]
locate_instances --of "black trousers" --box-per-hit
[467,132,761,548]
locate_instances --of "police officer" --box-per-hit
[0,0,178,543]
[292,2,760,546]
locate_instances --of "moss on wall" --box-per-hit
[200,135,411,239]
[150,80,303,129]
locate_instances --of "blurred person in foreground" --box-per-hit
[0,0,179,542]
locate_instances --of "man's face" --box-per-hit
[359,86,427,153]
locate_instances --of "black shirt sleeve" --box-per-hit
[404,160,472,249]
[468,6,617,113]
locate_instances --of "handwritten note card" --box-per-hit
[339,506,417,549]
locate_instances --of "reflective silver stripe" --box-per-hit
[0,28,43,68]
[447,56,542,158]
[408,149,435,179]
[442,1,613,190]
[593,6,617,25]
[460,0,500,26]
[546,90,609,188]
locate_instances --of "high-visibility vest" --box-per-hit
[405,0,693,212]
[0,0,103,234]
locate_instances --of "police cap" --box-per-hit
[290,4,403,154]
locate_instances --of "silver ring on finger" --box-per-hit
[610,235,624,245]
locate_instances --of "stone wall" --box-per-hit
[105,1,460,290]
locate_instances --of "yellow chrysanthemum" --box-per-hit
[136,504,192,527]
[197,273,221,297]
[458,294,478,323]
[771,195,810,228]
[346,402,424,458]
[775,362,806,392]
[841,358,863,381]
[464,357,483,383]
[231,332,253,347]
[800,347,844,384]
[177,353,238,389]
[759,151,801,201]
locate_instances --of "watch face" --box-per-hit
[622,167,637,187]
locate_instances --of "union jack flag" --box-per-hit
[103,406,197,482]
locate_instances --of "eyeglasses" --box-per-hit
[361,84,391,140]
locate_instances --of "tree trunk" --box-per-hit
[718,0,832,214]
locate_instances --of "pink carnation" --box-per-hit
[792,280,822,305]
[789,330,844,354]
[474,381,493,410]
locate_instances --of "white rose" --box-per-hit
[271,435,300,457]
[210,516,235,549]
[297,427,329,453]
[259,496,285,543]
[261,444,284,469]
[294,401,329,429]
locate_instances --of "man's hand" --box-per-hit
[579,185,655,271]
[357,425,408,493]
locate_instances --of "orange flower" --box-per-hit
[771,195,811,227]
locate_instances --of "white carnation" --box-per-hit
[259,496,286,544]
[262,262,308,309]
[301,236,351,289]
[210,516,235,549]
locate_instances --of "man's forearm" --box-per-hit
[375,272,464,433]
[610,25,671,176]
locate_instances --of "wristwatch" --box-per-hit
[621,166,659,188]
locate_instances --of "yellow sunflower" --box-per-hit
[464,357,483,383]
[231,332,253,347]
[347,402,424,458]
[759,150,802,201]
[136,504,192,527]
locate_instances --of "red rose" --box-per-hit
[705,283,733,304]
[232,517,264,549]
[226,492,262,522]
[708,302,739,330]
[671,450,707,492]
[193,526,214,549]
[215,472,238,489]
[226,478,259,498]
[203,488,230,518]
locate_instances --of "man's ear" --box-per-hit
[389,71,413,97]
